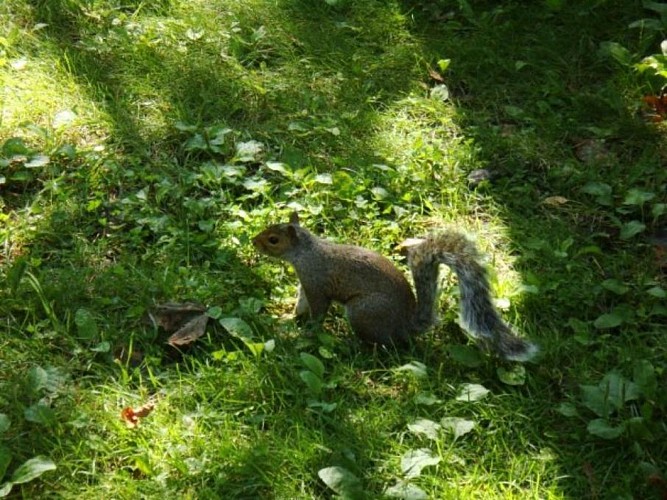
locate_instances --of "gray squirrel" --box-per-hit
[252,212,538,362]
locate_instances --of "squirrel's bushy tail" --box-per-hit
[406,231,538,362]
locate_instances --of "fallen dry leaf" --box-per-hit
[428,67,444,82]
[146,302,206,332]
[147,302,206,332]
[121,401,156,428]
[166,313,209,347]
[643,93,667,122]
[542,196,569,206]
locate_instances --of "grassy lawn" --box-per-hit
[1,0,666,497]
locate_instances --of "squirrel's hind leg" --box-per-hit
[345,295,411,345]
[294,285,331,322]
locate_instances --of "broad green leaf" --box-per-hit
[0,415,9,434]
[593,312,623,329]
[307,400,337,413]
[207,126,232,146]
[244,342,266,357]
[300,353,325,379]
[242,177,268,192]
[437,59,451,72]
[299,370,322,396]
[652,203,667,217]
[184,133,207,151]
[413,393,441,406]
[497,365,526,386]
[600,372,640,405]
[314,173,333,185]
[174,121,197,132]
[206,306,223,319]
[625,416,650,439]
[619,221,645,240]
[235,140,263,162]
[0,482,12,497]
[2,137,30,156]
[24,403,56,426]
[26,366,48,394]
[90,341,111,353]
[75,308,99,341]
[401,448,441,479]
[587,419,625,440]
[25,155,50,168]
[448,345,482,367]
[264,161,289,174]
[601,279,629,295]
[456,383,490,402]
[556,402,579,417]
[581,181,612,205]
[598,41,633,66]
[219,317,254,340]
[580,385,610,418]
[385,481,428,500]
[263,339,276,353]
[317,466,363,496]
[395,361,428,378]
[0,445,11,480]
[644,1,667,16]
[407,419,441,440]
[440,417,476,439]
[623,189,655,205]
[646,286,666,298]
[10,456,56,484]
[42,367,67,395]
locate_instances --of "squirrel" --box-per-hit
[252,212,538,362]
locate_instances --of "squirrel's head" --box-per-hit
[252,212,302,258]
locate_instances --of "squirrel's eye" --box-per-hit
[268,236,279,245]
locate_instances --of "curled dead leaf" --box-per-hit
[146,302,206,332]
[166,313,209,347]
[642,93,667,122]
[428,67,444,82]
[121,401,156,428]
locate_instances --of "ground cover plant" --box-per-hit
[1,0,666,497]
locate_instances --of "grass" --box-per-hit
[1,0,666,497]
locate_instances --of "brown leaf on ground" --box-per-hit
[147,302,206,332]
[643,93,667,122]
[542,196,569,206]
[428,67,444,82]
[121,401,156,428]
[166,313,209,347]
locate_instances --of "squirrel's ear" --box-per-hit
[287,224,299,243]
[289,211,300,226]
